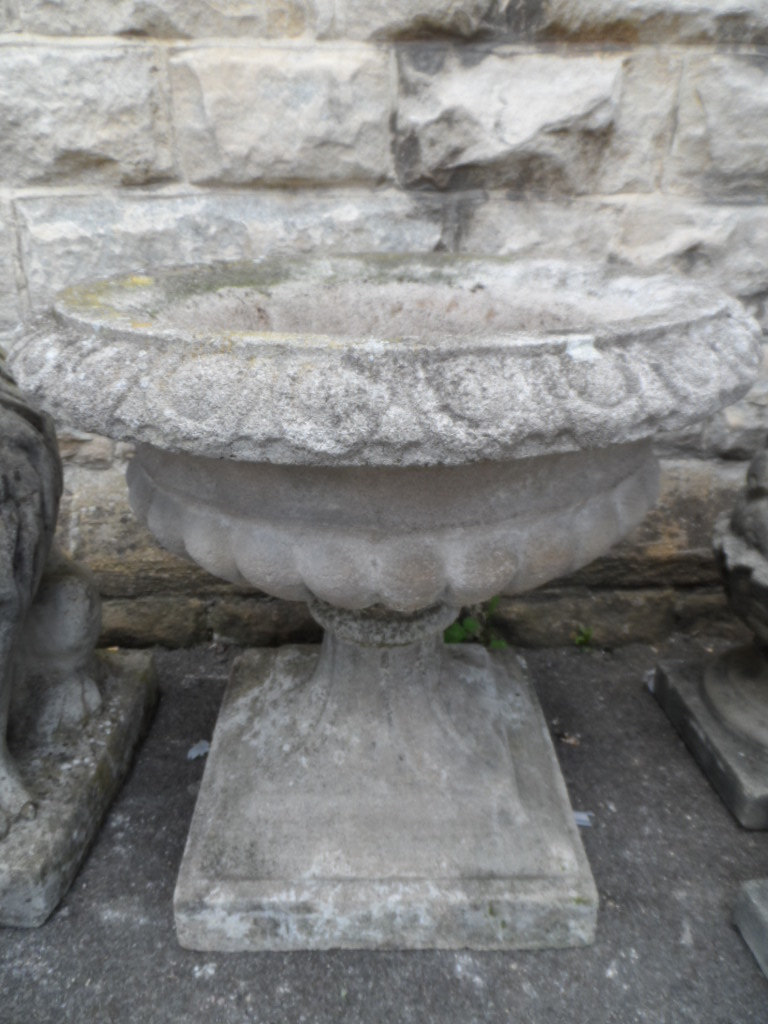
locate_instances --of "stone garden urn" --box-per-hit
[8,254,761,950]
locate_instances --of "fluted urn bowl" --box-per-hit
[11,254,761,617]
[9,253,762,953]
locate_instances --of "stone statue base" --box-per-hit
[734,879,768,980]
[0,649,156,927]
[174,641,597,951]
[652,646,768,828]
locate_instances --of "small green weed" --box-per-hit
[572,625,594,648]
[444,596,507,650]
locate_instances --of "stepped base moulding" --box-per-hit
[8,253,761,949]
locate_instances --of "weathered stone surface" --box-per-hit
[206,596,320,647]
[12,189,443,316]
[573,458,751,589]
[56,430,116,471]
[170,45,392,186]
[395,48,678,194]
[330,0,502,39]
[495,586,746,649]
[10,188,767,467]
[14,0,325,38]
[653,651,768,829]
[100,597,206,649]
[611,200,768,311]
[652,448,768,833]
[0,357,62,835]
[608,198,768,453]
[5,0,529,40]
[713,449,768,648]
[126,441,658,609]
[734,880,768,980]
[459,195,768,333]
[10,0,768,43]
[0,1,19,31]
[666,54,768,200]
[53,454,752,641]
[0,44,174,187]
[10,256,760,467]
[596,51,678,194]
[540,0,768,44]
[0,649,156,926]
[175,644,597,950]
[49,455,756,649]
[56,462,222,599]
[0,204,20,332]
[396,48,626,192]
[454,194,626,260]
[11,190,768,339]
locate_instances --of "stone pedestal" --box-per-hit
[653,450,768,829]
[9,253,761,948]
[653,448,768,979]
[0,649,156,927]
[653,648,768,829]
[175,636,596,951]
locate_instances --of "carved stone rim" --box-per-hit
[8,255,761,467]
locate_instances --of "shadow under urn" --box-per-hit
[9,254,761,950]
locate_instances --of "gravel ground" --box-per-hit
[1,635,766,1024]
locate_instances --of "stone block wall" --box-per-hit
[2,0,768,648]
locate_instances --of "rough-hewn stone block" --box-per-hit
[570,458,750,589]
[453,193,624,258]
[539,0,768,44]
[495,586,742,649]
[613,197,768,313]
[0,44,174,187]
[396,48,676,193]
[330,0,502,40]
[14,0,327,38]
[57,462,231,599]
[206,596,321,646]
[100,597,207,648]
[0,1,18,31]
[460,195,768,331]
[13,189,443,314]
[666,54,768,199]
[171,45,392,186]
[596,51,678,193]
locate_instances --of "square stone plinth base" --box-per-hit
[0,649,157,927]
[734,879,768,980]
[174,644,597,951]
[653,652,768,829]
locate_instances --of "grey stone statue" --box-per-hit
[0,357,156,928]
[655,443,768,827]
[655,443,768,980]
[0,357,101,841]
